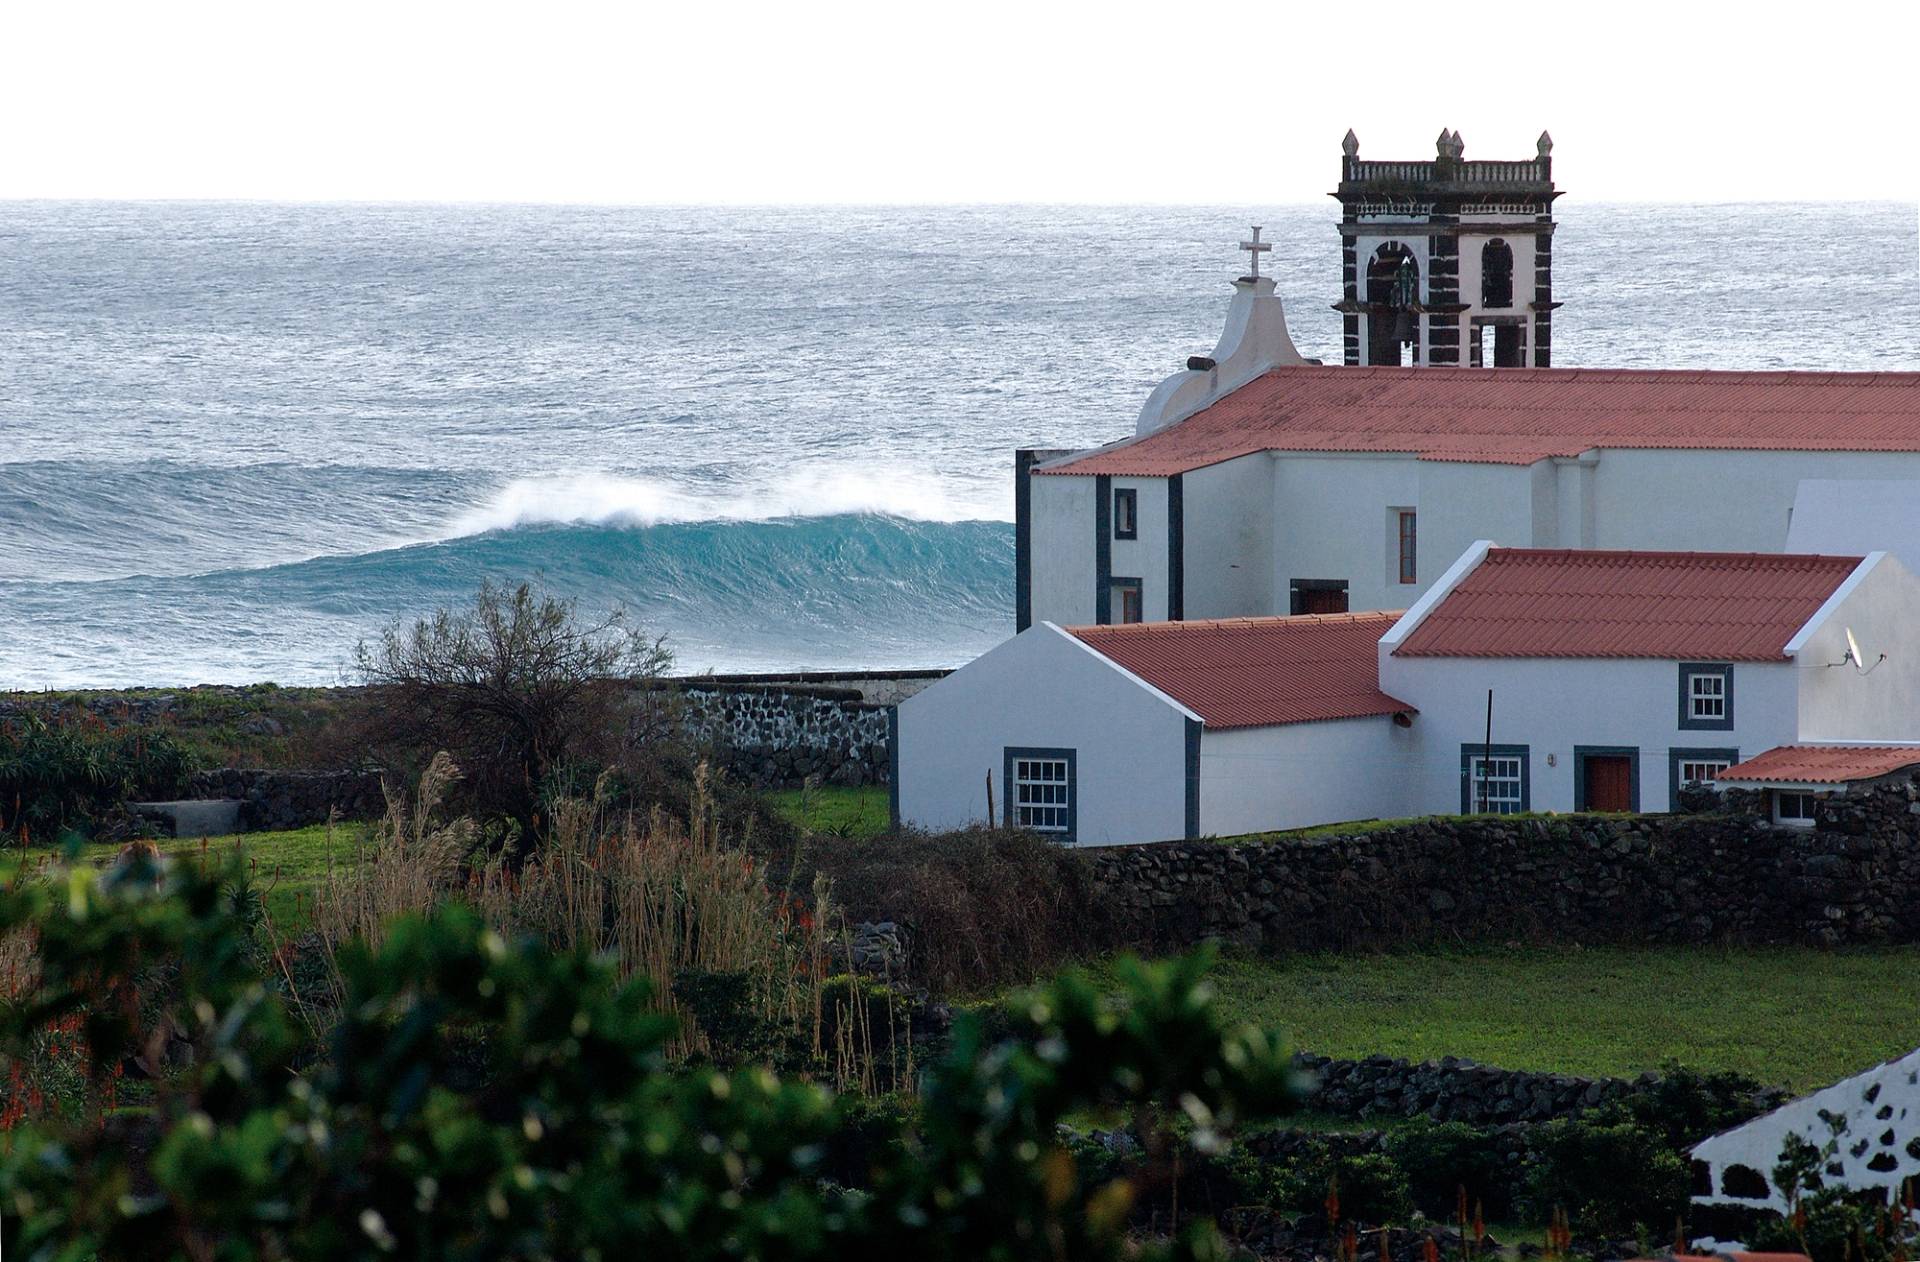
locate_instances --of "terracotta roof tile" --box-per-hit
[1393,549,1862,661]
[1717,745,1920,785]
[1038,366,1920,476]
[1065,611,1412,729]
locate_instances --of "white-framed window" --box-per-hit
[1679,663,1734,731]
[1775,790,1821,827]
[1678,759,1732,786]
[1006,748,1075,839]
[1461,745,1529,815]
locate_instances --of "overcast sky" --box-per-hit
[5,0,1915,204]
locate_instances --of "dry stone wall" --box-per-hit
[187,769,385,831]
[676,685,892,789]
[1089,778,1920,953]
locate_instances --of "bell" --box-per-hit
[1394,310,1416,344]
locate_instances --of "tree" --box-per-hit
[351,580,673,848]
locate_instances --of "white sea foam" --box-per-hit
[444,467,1011,537]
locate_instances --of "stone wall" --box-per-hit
[1293,1052,1784,1126]
[1089,777,1920,953]
[188,769,386,831]
[675,685,892,789]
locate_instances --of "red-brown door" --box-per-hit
[1584,756,1633,812]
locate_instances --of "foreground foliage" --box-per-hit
[0,713,195,838]
[0,854,1297,1260]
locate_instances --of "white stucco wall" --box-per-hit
[1108,477,1171,620]
[1029,475,1096,628]
[895,624,1192,846]
[1791,553,1920,742]
[1415,462,1548,592]
[1198,716,1417,837]
[1692,1046,1920,1213]
[1589,450,1920,553]
[1182,454,1274,618]
[1456,229,1537,319]
[1787,479,1920,574]
[1378,652,1801,815]
[1270,454,1421,614]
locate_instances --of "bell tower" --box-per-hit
[1333,128,1560,368]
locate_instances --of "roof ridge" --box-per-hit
[1068,610,1406,635]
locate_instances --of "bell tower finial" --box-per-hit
[1536,129,1554,158]
[1341,128,1359,158]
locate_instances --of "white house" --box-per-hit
[892,611,1416,847]
[1691,1046,1920,1214]
[1378,544,1920,816]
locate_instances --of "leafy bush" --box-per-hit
[0,713,196,837]
[1223,1137,1414,1225]
[1749,1184,1917,1262]
[0,857,1301,1260]
[1591,1061,1776,1148]
[1385,1119,1517,1220]
[1523,1117,1690,1240]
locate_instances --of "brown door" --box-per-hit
[1584,756,1633,812]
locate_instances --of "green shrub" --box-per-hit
[1523,1117,1689,1240]
[1748,1184,1916,1262]
[1591,1061,1775,1148]
[0,715,196,837]
[1226,1138,1415,1225]
[0,862,1301,1260]
[1385,1119,1516,1220]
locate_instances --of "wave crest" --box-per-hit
[446,467,1009,537]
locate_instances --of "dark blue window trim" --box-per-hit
[1573,745,1640,813]
[1183,718,1201,839]
[1677,662,1734,731]
[1113,487,1138,540]
[1094,475,1112,624]
[1167,474,1184,620]
[1459,743,1530,814]
[1004,746,1077,843]
[1668,746,1739,810]
[887,706,900,829]
[1014,451,1037,633]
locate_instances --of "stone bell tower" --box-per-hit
[1333,128,1560,368]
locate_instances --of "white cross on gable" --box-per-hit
[1239,226,1271,280]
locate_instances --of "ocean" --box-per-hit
[2,200,1916,688]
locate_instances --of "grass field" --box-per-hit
[1179,946,1920,1089]
[768,784,891,838]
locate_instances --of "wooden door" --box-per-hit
[1585,756,1633,812]
[1299,587,1348,615]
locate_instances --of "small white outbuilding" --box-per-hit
[892,612,1416,846]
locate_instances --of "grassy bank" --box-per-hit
[1173,946,1920,1089]
[768,784,890,838]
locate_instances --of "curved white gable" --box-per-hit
[1136,276,1308,437]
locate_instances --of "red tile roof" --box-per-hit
[1038,366,1920,476]
[1393,549,1862,661]
[1717,745,1920,785]
[1064,611,1412,730]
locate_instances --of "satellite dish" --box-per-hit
[1830,625,1887,674]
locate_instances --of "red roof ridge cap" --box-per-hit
[1065,610,1406,635]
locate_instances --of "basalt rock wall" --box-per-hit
[1089,778,1920,953]
[675,685,892,790]
[188,768,386,831]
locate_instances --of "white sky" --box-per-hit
[4,0,1916,204]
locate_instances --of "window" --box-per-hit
[1678,663,1734,731]
[1775,790,1821,827]
[1290,579,1349,615]
[1113,488,1137,540]
[1481,239,1514,308]
[1679,758,1732,785]
[1111,578,1143,624]
[1669,747,1739,809]
[1461,744,1529,814]
[1005,747,1075,840]
[1397,510,1417,584]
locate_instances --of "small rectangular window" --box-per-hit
[1461,744,1529,814]
[1113,488,1137,540]
[1775,791,1820,827]
[1678,664,1734,731]
[1397,510,1418,584]
[1005,747,1075,840]
[1679,759,1731,786]
[1111,578,1143,624]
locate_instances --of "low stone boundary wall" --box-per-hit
[1089,778,1920,953]
[188,769,385,831]
[676,685,892,789]
[1292,1053,1785,1125]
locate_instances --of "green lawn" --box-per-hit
[16,822,373,933]
[768,785,890,838]
[1182,946,1920,1090]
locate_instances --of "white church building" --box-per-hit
[897,129,1920,847]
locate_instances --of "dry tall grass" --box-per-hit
[311,760,885,1080]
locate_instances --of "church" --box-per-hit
[895,129,1920,846]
